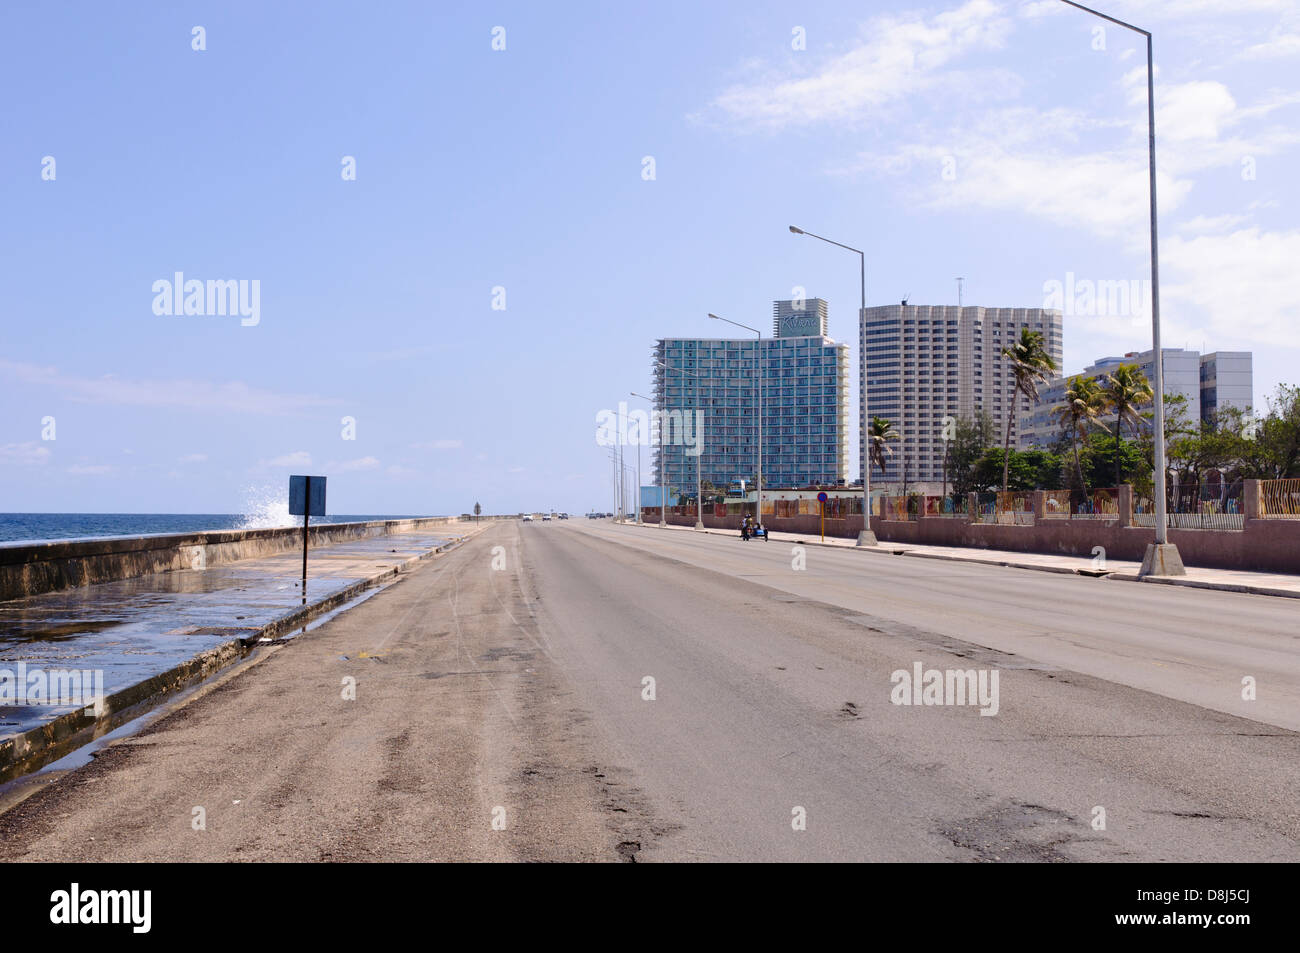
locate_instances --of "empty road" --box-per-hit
[2,520,1297,862]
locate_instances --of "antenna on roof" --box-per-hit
[957,277,964,307]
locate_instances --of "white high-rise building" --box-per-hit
[1019,348,1254,449]
[860,304,1064,485]
[1200,352,1253,422]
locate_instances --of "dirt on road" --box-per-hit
[0,523,653,862]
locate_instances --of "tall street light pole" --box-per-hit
[656,361,706,529]
[631,391,665,527]
[1058,0,1183,577]
[708,313,764,530]
[630,391,657,524]
[789,225,877,545]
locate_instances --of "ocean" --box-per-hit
[0,513,429,545]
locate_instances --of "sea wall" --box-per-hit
[0,516,503,601]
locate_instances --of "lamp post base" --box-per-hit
[856,530,878,547]
[1139,542,1186,577]
[694,520,704,530]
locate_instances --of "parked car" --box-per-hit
[522,514,533,522]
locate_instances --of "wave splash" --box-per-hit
[234,484,303,530]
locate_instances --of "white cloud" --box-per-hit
[1244,32,1300,58]
[331,456,380,472]
[0,361,341,416]
[67,464,114,475]
[1163,227,1300,347]
[704,0,1015,130]
[264,451,312,468]
[1176,213,1250,234]
[411,439,462,450]
[178,453,208,463]
[0,442,51,466]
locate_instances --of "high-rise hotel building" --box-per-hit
[654,299,849,496]
[860,304,1064,484]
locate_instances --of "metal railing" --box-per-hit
[1261,478,1300,519]
[922,494,969,518]
[1041,488,1120,520]
[881,495,920,521]
[1135,483,1244,531]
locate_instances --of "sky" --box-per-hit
[1,0,1297,516]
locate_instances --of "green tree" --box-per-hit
[1001,327,1057,491]
[973,447,1064,492]
[949,412,996,497]
[473,501,481,521]
[1079,431,1144,491]
[867,416,900,484]
[1101,364,1153,488]
[1052,375,1110,491]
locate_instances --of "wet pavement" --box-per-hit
[0,531,456,739]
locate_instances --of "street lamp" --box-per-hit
[1058,0,1183,577]
[708,313,764,530]
[605,447,635,523]
[789,225,877,545]
[628,392,652,524]
[656,361,706,529]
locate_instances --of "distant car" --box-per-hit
[522,514,533,522]
[542,514,552,521]
[558,513,569,520]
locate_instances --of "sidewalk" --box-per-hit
[0,526,476,780]
[624,520,1300,600]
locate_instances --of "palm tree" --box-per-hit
[1001,327,1057,491]
[1102,363,1154,488]
[867,416,899,489]
[1052,376,1110,491]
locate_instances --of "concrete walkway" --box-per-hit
[625,520,1300,599]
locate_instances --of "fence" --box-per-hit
[881,495,919,521]
[922,494,969,518]
[1135,483,1244,531]
[1041,488,1120,520]
[1261,478,1300,519]
[973,491,1033,525]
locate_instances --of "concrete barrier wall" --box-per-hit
[0,516,508,601]
[646,506,1300,575]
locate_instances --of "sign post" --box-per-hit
[817,491,828,542]
[289,475,327,605]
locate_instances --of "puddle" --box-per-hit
[0,533,450,740]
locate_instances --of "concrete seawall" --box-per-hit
[0,516,505,601]
[0,523,498,783]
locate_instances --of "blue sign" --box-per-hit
[817,491,828,503]
[289,475,327,517]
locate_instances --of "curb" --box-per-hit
[0,530,474,784]
[624,521,1300,600]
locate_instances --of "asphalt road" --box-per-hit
[1,519,1297,861]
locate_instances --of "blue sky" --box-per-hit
[2,0,1296,516]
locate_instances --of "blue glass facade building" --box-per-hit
[652,332,849,498]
